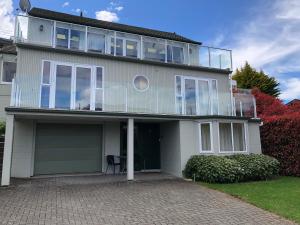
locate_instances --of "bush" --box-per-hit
[183,155,242,183]
[261,114,300,176]
[226,154,280,181]
[184,154,280,183]
[0,121,5,135]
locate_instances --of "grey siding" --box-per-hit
[248,122,262,154]
[160,121,182,177]
[16,48,232,115]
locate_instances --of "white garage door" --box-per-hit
[34,123,102,175]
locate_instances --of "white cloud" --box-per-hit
[62,2,70,8]
[115,6,123,12]
[280,78,300,101]
[217,0,300,100]
[95,10,119,22]
[0,0,14,39]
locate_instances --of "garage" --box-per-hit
[34,123,102,175]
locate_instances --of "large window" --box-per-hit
[56,27,69,48]
[167,45,184,64]
[2,61,16,83]
[200,123,213,152]
[110,33,139,58]
[88,32,105,53]
[143,38,165,62]
[219,122,246,152]
[70,29,85,50]
[175,76,218,115]
[56,25,85,50]
[40,61,104,111]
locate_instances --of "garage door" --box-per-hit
[34,124,102,175]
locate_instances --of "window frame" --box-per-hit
[199,122,214,153]
[174,75,219,116]
[1,60,17,84]
[132,75,149,92]
[218,121,248,153]
[39,60,104,111]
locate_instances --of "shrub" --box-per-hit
[261,114,300,176]
[0,121,5,135]
[183,155,242,183]
[226,154,280,181]
[184,154,280,183]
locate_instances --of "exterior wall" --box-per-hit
[0,53,15,120]
[11,119,35,178]
[16,48,232,115]
[160,121,181,177]
[102,121,120,173]
[248,122,262,154]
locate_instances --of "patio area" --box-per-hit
[0,173,295,225]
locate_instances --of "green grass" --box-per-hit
[201,176,300,224]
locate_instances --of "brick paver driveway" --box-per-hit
[0,174,296,225]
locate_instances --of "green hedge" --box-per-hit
[0,121,5,135]
[184,154,279,183]
[226,154,280,181]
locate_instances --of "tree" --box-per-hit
[232,62,280,97]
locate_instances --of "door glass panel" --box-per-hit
[41,85,50,108]
[70,30,85,50]
[211,80,218,114]
[96,67,103,88]
[184,79,196,115]
[75,67,91,110]
[42,61,51,84]
[233,123,245,151]
[56,27,69,48]
[95,89,103,111]
[55,65,72,109]
[198,80,210,115]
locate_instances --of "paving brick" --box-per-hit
[0,174,296,225]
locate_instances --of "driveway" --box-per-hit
[0,174,296,225]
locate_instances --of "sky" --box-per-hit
[0,0,300,101]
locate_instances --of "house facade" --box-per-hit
[1,8,261,186]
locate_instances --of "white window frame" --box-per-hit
[199,122,214,153]
[86,28,107,54]
[111,36,140,58]
[218,121,248,153]
[174,75,219,115]
[1,60,17,84]
[39,60,104,111]
[167,44,185,64]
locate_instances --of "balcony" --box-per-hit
[15,15,232,71]
[10,76,257,119]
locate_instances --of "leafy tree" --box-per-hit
[232,62,280,97]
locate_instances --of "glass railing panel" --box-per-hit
[209,48,231,70]
[233,88,256,118]
[199,46,210,67]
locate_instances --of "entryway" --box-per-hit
[120,122,160,172]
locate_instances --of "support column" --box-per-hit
[127,118,134,180]
[1,114,14,186]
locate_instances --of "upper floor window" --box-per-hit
[143,37,165,62]
[167,45,184,64]
[88,32,105,53]
[56,27,69,48]
[55,24,86,50]
[2,61,16,83]
[110,32,140,58]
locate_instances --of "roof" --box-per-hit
[286,99,300,106]
[0,37,13,48]
[28,8,201,45]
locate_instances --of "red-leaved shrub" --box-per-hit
[252,88,300,176]
[260,113,300,176]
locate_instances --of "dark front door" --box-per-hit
[120,123,160,171]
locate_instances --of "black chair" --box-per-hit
[105,155,121,175]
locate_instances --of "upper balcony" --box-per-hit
[15,14,232,71]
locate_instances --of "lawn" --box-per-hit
[201,176,300,224]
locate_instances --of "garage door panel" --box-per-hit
[34,124,102,175]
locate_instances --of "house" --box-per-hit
[1,8,261,186]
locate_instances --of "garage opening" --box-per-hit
[34,123,102,175]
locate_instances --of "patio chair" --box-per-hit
[105,155,121,175]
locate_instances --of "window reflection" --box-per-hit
[184,79,197,115]
[88,33,105,53]
[75,67,91,110]
[55,65,72,109]
[143,41,165,62]
[56,27,69,48]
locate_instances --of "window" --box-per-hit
[143,38,165,62]
[88,32,105,53]
[219,122,246,152]
[175,76,183,114]
[2,61,16,83]
[133,75,149,91]
[40,61,51,108]
[198,80,210,115]
[40,61,104,111]
[167,45,184,64]
[110,35,139,58]
[184,79,197,115]
[70,29,85,50]
[211,80,218,115]
[56,27,69,48]
[200,123,212,152]
[126,40,138,58]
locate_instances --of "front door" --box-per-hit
[120,123,160,171]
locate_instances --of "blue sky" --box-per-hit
[1,0,300,101]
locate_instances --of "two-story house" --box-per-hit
[1,8,261,186]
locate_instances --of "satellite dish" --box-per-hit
[19,0,31,13]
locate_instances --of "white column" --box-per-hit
[1,115,14,186]
[127,118,134,180]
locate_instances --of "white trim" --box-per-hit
[132,75,149,92]
[199,122,214,153]
[218,121,248,154]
